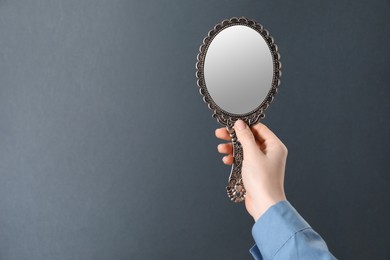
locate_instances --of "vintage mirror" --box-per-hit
[196,17,282,203]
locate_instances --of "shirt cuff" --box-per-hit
[249,244,263,259]
[251,200,311,259]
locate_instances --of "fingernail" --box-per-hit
[235,120,246,130]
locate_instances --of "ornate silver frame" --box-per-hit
[196,17,282,203]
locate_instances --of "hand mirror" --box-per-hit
[196,17,282,203]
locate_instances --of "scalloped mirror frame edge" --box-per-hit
[195,16,282,128]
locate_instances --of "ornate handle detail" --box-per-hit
[226,127,246,203]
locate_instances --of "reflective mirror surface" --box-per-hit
[204,25,274,115]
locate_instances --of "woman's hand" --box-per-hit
[215,120,287,221]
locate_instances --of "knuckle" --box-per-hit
[272,140,287,155]
[278,142,288,156]
[283,145,288,156]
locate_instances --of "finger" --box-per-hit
[222,155,233,165]
[215,127,231,141]
[250,123,278,144]
[217,143,233,154]
[234,120,259,155]
[251,123,287,155]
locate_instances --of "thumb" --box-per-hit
[234,120,258,155]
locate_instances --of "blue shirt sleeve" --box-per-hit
[249,200,337,260]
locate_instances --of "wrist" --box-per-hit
[252,196,286,222]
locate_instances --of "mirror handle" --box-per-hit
[226,127,246,203]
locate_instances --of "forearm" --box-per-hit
[250,200,336,260]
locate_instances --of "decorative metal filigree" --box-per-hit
[226,127,245,203]
[196,17,282,203]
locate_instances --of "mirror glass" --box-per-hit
[204,25,274,115]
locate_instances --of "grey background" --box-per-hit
[0,0,388,259]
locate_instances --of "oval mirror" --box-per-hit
[196,17,282,203]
